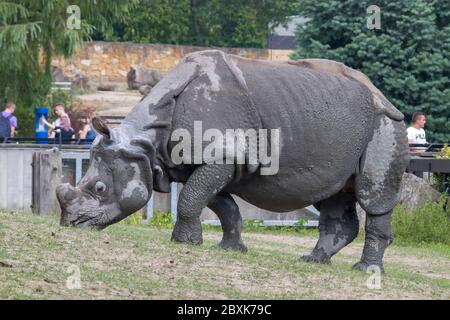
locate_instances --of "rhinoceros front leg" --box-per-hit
[171,164,235,245]
[208,192,247,252]
[302,192,359,264]
[353,211,392,273]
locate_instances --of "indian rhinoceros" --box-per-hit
[56,50,409,272]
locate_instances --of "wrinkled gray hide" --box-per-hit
[57,50,409,272]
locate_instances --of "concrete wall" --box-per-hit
[51,41,294,83]
[200,195,317,222]
[0,147,34,211]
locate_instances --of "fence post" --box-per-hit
[171,183,178,222]
[32,149,62,215]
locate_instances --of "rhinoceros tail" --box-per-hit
[372,93,404,121]
[288,59,404,121]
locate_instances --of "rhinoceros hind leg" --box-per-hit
[353,116,408,272]
[208,192,247,252]
[353,211,392,273]
[171,164,235,245]
[302,192,358,264]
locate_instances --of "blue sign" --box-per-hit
[35,107,48,144]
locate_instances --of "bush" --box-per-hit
[393,197,450,245]
[147,212,174,229]
[13,107,35,138]
[121,211,144,225]
[121,211,174,228]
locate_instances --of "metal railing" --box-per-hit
[2,137,95,147]
[1,115,124,146]
[51,81,72,92]
[408,143,446,157]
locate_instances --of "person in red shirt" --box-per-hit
[41,103,74,140]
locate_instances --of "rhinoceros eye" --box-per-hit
[94,181,107,193]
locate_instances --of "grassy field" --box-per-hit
[0,210,449,299]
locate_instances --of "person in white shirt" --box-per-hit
[407,112,427,153]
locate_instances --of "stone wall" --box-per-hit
[51,41,294,83]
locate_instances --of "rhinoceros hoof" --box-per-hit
[217,240,248,253]
[352,261,384,273]
[171,225,203,245]
[301,254,331,264]
[171,219,203,245]
[171,232,203,245]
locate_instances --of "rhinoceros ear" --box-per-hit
[153,162,171,193]
[92,117,111,139]
[129,139,170,193]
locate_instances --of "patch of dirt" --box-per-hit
[242,232,317,246]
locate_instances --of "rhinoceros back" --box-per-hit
[227,58,377,210]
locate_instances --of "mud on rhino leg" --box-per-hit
[353,211,392,273]
[171,164,235,245]
[353,116,409,272]
[302,192,359,264]
[207,192,247,252]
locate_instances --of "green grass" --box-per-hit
[131,199,450,246]
[0,210,449,299]
[393,197,450,246]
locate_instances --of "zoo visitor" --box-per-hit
[78,111,96,144]
[0,101,18,140]
[407,112,427,153]
[40,103,74,141]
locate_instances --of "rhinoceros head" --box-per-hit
[57,118,155,229]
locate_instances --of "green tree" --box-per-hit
[104,0,193,45]
[193,0,299,48]
[102,0,299,48]
[0,0,134,136]
[292,0,450,142]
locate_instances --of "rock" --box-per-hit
[127,65,162,89]
[138,84,152,96]
[126,68,136,89]
[398,173,441,209]
[51,66,70,82]
[0,261,13,268]
[97,83,117,91]
[72,72,91,90]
